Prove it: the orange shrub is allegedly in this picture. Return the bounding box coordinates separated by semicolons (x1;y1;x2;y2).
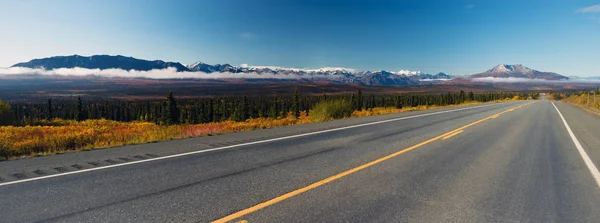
0;111;312;159
0;101;488;160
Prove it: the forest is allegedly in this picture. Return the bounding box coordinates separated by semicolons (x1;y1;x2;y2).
3;90;532;126
0;90;538;159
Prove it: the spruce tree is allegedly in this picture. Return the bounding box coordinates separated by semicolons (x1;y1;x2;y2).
292;89;300;118
0;100;15;126
350;93;356;111
162;91;179;124
396;96;403;109
270;98;279;118
357;90;363;111
243;96;249;120
208;99;214;122
75;96;84;121
47;98;53;120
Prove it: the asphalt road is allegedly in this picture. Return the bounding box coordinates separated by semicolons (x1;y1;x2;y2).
1;100;599;223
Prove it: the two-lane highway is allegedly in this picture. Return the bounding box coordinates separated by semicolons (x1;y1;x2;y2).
1;100;599;223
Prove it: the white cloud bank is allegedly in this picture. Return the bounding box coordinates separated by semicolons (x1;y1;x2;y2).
0;67;310;79
577;5;600;13
0;67;355;80
2;67;598;84
471;77;600;83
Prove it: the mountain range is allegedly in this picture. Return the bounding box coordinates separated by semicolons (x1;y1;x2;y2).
9;55;569;86
12;55;190;72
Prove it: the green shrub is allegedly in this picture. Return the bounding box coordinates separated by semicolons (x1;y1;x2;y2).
310;99;353;122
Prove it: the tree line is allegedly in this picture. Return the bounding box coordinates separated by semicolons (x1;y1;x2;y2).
3;90;532;126
550;87;599;100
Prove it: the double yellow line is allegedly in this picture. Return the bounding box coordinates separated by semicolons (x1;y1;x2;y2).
213;102;534;223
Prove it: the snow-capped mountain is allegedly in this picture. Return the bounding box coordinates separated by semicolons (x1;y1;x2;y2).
411;72;453;82
393;70;422;76
10;55;454;86
470;64;567;80
359;70;418;86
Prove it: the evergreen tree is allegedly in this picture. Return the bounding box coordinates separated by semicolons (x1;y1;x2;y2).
395;96;403;109
292;89;300;118
270;98;279;118
357;90;363;111
205;99;212;122
47;98;53;120
350;93;356;111
75;96;84;121
0;100;15;126
370;95;376;110
243;96;249;120
162;91;179;124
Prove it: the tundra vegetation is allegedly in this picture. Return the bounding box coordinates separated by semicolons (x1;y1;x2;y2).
552;88;600;113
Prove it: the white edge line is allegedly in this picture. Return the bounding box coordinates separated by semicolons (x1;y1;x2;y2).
0;102;507;187
551;101;600;189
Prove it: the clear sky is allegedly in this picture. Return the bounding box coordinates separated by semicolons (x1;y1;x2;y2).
1;0;599;76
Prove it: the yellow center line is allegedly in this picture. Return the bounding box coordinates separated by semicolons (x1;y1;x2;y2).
442;130;464;140
235;220;248;223
212;101;535;223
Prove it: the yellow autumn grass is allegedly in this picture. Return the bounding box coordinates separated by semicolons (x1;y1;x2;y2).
351;101;489;117
0;101;500;160
560;93;600;114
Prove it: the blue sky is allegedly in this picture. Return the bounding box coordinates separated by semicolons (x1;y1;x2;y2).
1;0;599;76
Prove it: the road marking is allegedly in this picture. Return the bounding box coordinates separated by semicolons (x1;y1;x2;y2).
442;130;464;140
490;114;500;119
551;102;600;189
0;103;510;187
212;102;533;223
235;220;248;223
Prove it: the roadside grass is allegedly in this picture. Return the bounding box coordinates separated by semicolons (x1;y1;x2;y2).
0;100;508;160
559;94;600;116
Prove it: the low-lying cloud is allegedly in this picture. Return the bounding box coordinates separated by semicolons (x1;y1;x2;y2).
2;67;599;84
419;78;451;82
0;67;343;80
471;77;600;83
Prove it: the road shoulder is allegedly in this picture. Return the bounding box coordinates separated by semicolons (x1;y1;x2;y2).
554;101;600;181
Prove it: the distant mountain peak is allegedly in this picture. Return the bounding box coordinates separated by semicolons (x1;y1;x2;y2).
474;64;567;80
393;70;421;76
489;64;528;73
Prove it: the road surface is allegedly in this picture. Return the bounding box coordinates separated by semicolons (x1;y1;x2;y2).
1;100;599;223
